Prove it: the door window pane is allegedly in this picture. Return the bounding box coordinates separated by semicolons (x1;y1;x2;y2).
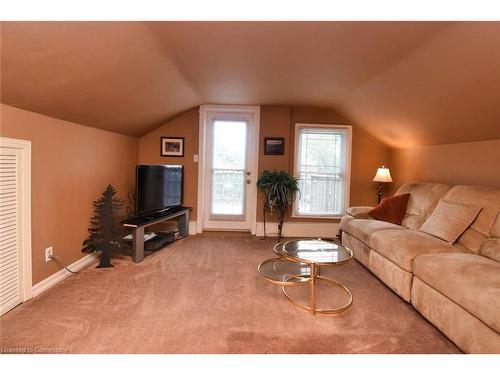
211;121;247;215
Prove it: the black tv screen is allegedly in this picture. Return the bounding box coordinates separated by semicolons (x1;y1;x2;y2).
136;165;183;216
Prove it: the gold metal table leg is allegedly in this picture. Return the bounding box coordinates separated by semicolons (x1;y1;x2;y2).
281;272;353;315
310;263;316;315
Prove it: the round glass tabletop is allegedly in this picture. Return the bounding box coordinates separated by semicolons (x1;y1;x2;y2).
282;238;353;265
257;258;310;285
273;242;285;256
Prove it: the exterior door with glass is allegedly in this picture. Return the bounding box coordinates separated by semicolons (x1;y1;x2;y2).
202;111;257;231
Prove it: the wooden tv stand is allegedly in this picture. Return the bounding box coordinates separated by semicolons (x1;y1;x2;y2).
122;206;191;263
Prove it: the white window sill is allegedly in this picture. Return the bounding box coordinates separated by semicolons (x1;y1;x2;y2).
291;214;344;220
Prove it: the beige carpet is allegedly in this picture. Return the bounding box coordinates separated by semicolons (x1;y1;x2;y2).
0;233;461;354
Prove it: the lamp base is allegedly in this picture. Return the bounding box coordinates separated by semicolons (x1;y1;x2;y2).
377;183;383;204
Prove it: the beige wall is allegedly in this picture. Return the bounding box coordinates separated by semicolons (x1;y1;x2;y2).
4;98;496;285
257;106;293;221
139;105;391;224
259;106;391;221
0;104;138;284
390;139;500;190
138;108;199;217
292;106;391;207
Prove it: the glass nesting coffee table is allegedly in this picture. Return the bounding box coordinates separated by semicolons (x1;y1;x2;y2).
258;238;353;315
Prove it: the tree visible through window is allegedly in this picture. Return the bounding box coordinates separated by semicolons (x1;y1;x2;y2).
294;125;351;217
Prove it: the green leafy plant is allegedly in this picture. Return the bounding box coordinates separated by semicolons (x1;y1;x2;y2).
257;170;300;241
82;185;127;268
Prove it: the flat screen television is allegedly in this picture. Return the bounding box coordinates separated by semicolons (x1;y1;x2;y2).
135;165;183;216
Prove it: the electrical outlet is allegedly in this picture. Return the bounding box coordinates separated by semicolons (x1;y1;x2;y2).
45;247;53;262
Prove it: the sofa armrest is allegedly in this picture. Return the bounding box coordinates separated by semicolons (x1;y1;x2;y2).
346;206;374;219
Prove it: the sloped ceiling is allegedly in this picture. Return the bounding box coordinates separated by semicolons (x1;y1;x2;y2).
1;21;500;147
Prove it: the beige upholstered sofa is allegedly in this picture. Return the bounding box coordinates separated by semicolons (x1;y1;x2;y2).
340;182;500;353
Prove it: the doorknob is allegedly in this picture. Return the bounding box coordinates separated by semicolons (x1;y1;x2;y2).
246;179;251;184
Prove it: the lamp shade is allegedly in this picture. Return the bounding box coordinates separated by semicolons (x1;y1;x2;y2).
373;166;393;183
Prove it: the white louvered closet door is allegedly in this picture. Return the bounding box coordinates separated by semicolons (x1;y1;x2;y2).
0;147;23;315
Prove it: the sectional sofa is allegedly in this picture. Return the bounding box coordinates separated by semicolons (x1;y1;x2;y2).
340;182;500;353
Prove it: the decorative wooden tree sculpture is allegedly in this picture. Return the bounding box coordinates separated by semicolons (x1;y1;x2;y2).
82;185;125;268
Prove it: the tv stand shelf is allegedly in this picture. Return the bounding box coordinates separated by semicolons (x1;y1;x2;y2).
122;206;191;263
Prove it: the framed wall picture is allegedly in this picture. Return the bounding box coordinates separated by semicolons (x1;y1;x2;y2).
264;137;285;155
161;137;185;157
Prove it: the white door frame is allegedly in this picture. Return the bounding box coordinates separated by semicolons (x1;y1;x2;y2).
0;137;32;304
197;105;260;234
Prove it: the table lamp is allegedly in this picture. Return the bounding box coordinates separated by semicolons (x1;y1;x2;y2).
373;166;393;204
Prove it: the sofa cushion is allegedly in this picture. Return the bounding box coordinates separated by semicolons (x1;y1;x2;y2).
368;193;410;225
345;206;373;219
419;200;481;244
342;232;371;268
370;250;413;302
370;229;466;272
340;216;403;246
480;239;500;263
457;228;489;254
395;182;451;230
411;277;500;353
442;185;500;253
443;185;500;236
491;212;500;238
413;252;500;333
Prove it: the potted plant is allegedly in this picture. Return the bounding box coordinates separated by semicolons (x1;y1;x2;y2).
257;170;300;241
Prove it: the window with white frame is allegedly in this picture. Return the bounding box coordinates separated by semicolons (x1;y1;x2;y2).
293;124;351;218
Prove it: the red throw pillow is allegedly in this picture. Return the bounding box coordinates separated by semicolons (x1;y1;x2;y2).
368;193;410;225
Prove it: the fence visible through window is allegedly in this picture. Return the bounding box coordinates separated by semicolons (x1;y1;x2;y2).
297;171;344;215
295;126;349;216
211;168;245;215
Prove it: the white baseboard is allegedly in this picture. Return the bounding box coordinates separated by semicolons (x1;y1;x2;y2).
31;253;99;298
255;221;340;238
188;221;197;235
192;219;339;238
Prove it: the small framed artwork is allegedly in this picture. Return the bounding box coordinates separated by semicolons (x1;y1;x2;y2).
264;137;285;155
161;137;185;157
